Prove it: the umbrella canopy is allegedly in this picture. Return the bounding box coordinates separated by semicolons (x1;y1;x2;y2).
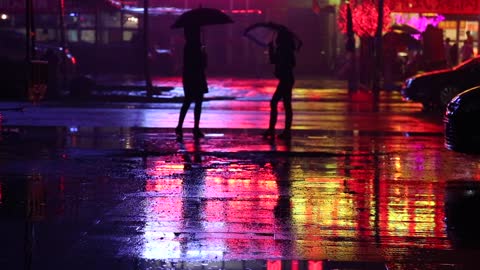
383;31;421;51
243;22;302;51
171;7;234;29
390;24;421;35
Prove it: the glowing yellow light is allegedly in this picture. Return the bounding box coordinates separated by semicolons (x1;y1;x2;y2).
127;16;138;23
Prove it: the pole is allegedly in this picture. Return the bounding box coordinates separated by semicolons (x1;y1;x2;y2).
58;0;67;87
25;0;33;98
144;0;153;97
373;0;384;109
25;0;32;62
30;0;36;59
345;2;357;92
94;0;101;79
227;0;233;73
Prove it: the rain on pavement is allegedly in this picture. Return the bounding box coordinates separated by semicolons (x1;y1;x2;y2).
0;77;479;270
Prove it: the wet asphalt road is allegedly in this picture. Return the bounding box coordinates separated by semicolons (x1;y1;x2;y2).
0;77;479;270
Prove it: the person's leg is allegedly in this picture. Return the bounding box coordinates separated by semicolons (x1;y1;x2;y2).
279;76;294;139
283;95;292;130
176;99;191;135
264;85;282;137
193;97;204;138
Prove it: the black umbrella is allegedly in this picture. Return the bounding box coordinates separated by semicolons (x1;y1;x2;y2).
171;7;234;29
383;30;420;50
390;24;421;35
243;22;302;51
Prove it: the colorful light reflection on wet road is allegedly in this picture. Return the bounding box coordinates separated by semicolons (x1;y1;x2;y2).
0;78;478;269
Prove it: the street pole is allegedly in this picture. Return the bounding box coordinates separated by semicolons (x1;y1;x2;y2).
227;0;233;73
25;0;32;62
373;0;384;110
30;0;36;59
58;0;67;87
25;0;34;98
143;0;153;98
345;2;357;92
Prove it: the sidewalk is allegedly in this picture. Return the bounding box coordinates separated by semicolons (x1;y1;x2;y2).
69;74;351;103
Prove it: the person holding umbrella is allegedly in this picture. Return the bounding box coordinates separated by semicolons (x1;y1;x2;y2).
175;26;208;139
172;7;233;139
263;28;297;139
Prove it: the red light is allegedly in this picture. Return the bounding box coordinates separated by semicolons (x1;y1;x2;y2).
71;56;77;65
267;260;282;270
230;9;263;14
308;261;324;270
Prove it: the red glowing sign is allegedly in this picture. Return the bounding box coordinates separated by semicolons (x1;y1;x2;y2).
387;0;480;15
338;1;392;37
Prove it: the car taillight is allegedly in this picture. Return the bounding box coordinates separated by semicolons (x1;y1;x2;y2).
70;56;77;65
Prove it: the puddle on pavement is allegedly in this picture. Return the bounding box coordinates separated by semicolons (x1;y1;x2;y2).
1;126;480;269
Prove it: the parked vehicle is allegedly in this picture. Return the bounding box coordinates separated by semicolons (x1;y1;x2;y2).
444;85;480;152
401;56;480;110
69;42;174;76
0;29;78;99
445;180;480;248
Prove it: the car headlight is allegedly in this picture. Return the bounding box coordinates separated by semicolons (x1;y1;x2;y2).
404;78;413;89
446;96;461;113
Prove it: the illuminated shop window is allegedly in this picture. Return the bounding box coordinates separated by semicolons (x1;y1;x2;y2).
439;20;458;42
123;30;135;42
80;30;95;43
67;29;78;42
123;15;139;28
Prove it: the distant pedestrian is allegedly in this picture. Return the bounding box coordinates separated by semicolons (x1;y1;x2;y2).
263;29;297;140
461;39;474;62
444;37;452;67
450;42;459;66
175;26;208;139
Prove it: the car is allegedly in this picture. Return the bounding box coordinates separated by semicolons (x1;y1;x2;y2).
401;56;480;111
444;85;480;152
444;180;480;248
0;29;78;99
68;42;174;76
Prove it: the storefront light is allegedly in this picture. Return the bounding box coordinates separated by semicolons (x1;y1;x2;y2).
127;16;138;23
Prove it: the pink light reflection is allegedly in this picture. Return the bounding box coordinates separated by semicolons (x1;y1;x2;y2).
393;13;445;33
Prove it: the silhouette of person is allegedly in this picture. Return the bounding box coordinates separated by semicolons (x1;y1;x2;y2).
450;42;459;66
444;37;452;67
175;26;208;139
263;29;296;140
461;38;474;62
